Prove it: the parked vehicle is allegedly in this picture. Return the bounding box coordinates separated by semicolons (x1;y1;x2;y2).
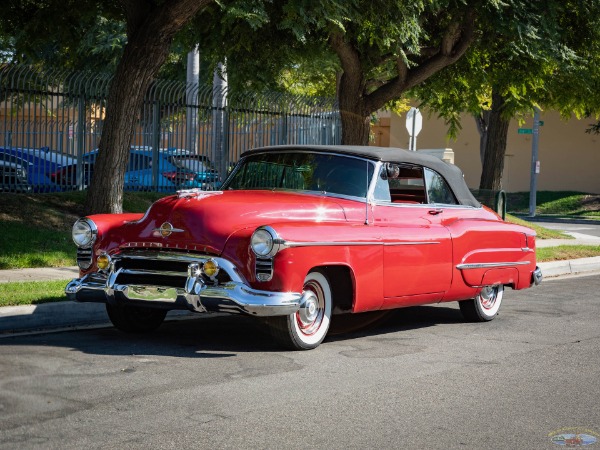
0;147;72;192
65;145;542;350
51;148;220;191
0;157;32;192
164;152;221;189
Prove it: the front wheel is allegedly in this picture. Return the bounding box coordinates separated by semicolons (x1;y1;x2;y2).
106;303;167;332
459;284;504;322
268;271;332;350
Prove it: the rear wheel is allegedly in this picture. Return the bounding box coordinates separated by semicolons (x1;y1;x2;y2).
459;284;504;322
106;304;167;332
268;271;332;350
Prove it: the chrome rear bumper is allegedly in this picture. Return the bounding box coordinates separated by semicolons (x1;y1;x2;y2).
531;266;543;286
65;273;302;317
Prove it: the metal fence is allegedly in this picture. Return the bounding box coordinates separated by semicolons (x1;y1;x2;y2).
0;64;340;193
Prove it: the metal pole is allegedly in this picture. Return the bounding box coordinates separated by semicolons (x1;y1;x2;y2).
411;114;417;151
528;107;541;217
186;47;200;154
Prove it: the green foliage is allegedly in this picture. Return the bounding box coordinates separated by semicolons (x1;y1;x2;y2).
0;0;123;70
415;0;600;137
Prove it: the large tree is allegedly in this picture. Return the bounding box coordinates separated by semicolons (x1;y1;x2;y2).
415;0;600;190
1;0;214;214
197;0;480;145
197;0;578;150
85;0;213;214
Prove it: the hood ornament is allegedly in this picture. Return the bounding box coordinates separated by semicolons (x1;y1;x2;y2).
154;222;184;238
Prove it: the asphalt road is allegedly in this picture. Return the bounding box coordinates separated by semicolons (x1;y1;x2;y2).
1;273;599;449
534;219;600;239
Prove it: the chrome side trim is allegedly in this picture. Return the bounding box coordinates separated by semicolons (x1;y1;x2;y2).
383;241;440;246
282;240;440;248
457;261;531;270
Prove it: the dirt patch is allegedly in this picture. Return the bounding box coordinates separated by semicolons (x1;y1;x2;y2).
0;193;84;230
580;194;600;212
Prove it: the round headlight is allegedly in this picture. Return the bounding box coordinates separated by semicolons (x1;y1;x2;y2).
72;218;97;248
251;226;283;257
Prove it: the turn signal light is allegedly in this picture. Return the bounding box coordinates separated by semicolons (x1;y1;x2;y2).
96;253;111;271
202;259;219;278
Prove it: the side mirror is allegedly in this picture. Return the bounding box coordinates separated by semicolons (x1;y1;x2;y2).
385;163;400;179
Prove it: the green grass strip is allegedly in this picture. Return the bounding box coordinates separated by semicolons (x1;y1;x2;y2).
0;280;70;307
0;222;75;270
536;245;600;262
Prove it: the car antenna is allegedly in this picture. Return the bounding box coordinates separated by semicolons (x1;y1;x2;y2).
364;160;370;225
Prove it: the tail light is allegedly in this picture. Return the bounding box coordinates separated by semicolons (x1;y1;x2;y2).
163;171;195;182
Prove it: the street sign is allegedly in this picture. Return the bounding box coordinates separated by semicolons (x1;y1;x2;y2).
406;107;423;136
518;128;533;134
406;107;422;151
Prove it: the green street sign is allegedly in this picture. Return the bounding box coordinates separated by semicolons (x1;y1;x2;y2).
518;128;533;134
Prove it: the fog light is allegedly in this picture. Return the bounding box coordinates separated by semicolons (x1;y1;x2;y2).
202;259;219;278
96;253;111;271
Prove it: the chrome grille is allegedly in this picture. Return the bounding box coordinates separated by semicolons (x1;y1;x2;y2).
77;247;93;270
255;257;274;282
112;251;231;288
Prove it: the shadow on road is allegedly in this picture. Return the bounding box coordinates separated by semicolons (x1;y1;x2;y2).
0;304;465;356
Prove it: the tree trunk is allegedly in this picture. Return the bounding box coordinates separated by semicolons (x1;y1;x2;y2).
84;0;212;215
474;110;490;166
479;89;510;190
338;78;370;145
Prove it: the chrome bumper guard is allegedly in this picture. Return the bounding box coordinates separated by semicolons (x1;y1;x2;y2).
531;266;543;286
65;258;302;317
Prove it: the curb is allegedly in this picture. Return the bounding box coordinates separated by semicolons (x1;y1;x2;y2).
513;215;600;226
1;258;600;336
537;256;600;278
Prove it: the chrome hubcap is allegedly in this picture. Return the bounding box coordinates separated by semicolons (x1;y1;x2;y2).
297;281;324;335
479;286;498;310
299;292;319;324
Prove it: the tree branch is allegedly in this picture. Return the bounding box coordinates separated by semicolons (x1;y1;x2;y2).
364;9;477;113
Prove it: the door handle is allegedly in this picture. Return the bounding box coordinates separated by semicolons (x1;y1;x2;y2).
428;208;443;215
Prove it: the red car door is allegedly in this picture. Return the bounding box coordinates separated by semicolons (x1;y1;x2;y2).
371;164;454;304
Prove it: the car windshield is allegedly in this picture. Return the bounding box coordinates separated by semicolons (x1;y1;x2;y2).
169;156;209;172
223;152;375;198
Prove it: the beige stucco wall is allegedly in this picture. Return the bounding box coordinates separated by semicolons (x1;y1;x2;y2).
387;110;600;193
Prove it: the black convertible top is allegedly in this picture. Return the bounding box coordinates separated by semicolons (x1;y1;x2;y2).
243;145;480;208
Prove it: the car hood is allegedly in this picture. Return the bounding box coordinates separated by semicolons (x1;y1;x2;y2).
118;190;355;255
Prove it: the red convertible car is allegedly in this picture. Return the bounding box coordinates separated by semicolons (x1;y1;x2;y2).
66;145;542;349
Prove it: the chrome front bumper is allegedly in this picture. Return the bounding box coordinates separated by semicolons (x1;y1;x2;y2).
65;272;302;317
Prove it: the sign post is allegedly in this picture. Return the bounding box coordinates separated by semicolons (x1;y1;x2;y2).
406;107;422;151
528;107;541;217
